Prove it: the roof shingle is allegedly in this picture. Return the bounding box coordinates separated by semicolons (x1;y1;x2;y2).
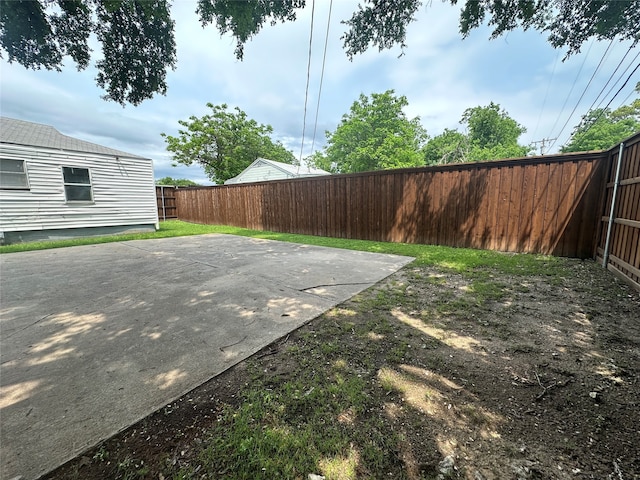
0;117;147;159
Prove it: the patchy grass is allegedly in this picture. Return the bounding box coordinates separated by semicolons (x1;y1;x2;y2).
44;250;640;479
28;220;636;479
0;220;564;277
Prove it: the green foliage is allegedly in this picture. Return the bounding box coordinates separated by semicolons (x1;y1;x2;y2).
1;220;563;279
162;103;295;184
424;128;468;165
3;1;637;104
341;0;422;58
311;90;428;174
457;0;640;58
562;86;640;152
155;177;200;187
196;0;305;60
0;0;176;105
462;102;526;150
424;103;530;164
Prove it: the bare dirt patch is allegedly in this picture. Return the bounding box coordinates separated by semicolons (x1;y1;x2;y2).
45;258;640;479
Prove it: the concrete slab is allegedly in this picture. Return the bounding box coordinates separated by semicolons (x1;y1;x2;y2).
0;234;413;479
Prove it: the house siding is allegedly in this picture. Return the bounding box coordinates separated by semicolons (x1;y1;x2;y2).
233;162;295;184
0;144;158;235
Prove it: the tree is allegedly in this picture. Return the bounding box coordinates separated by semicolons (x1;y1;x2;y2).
0;0;176;105
156;177;200;187
162;103;295;184
424;103;530;164
203;0;640;60
310;90;428;174
462;102;531;161
562;85;640;152
3;0;637;105
423;128;469;165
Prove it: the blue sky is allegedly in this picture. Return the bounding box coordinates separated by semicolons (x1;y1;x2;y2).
1;1;638;184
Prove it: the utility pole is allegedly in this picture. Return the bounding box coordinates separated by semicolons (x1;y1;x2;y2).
531;138;557;156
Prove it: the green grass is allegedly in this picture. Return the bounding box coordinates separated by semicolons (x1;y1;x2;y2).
1;220;563;278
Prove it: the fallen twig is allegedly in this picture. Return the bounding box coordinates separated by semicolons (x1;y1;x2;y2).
534;371;573;401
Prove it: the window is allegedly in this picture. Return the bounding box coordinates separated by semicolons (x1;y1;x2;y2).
0;158;29;189
62;166;93;202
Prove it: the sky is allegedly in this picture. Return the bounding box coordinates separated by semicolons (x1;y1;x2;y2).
1;1;638;185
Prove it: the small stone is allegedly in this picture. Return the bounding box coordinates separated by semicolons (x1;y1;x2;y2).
589;391;598;399
437;455;455;479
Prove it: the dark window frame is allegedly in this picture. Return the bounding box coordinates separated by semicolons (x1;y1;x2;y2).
0;158;30;190
62;166;94;203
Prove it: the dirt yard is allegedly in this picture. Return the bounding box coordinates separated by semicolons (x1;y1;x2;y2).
46;256;640;479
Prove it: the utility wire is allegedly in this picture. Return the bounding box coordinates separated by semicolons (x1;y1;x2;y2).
310;0;333;156
532;49;560;139
594;49;640;111
547;38;595;141
582;44;635;116
548;39;613;152
298;0;316;168
616;85;637;110
559;61;640;150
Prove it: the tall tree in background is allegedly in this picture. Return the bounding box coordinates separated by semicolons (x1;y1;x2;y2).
311;90;428;174
2;0;637;105
562;84;640;152
156;177;201;187
425;103;531;164
162;103;295;184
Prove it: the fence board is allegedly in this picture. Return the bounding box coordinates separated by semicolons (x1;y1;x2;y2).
156;186;177;220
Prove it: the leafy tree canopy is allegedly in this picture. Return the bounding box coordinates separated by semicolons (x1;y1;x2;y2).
0;0;176;105
425;103;531;164
156;177;200;187
3;0;638;104
162;103;295;184
561;84;640;152
310;90;428;174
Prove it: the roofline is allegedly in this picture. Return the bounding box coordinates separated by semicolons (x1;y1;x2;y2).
0;139;151;161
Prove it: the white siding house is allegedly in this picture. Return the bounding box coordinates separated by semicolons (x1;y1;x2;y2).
224;158;330;184
0;117;158;244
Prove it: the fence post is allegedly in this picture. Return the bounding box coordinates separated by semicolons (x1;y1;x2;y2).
602;142;625;268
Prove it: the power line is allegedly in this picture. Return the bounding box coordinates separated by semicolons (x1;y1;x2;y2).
594;62;640;115
547;38;595;141
310;0;333;155
615;85;637;110
298;0;316;167
583;44;635;116
532;50;560;139
547;39;614;152
559;61;640;150
594;49;640;111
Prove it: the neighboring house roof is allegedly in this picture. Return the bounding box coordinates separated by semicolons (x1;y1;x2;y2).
225;158;330;185
0;117;147;159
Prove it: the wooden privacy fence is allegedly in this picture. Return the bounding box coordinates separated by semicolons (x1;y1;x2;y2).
156;185;177;220
595;134;640;290
165;132;639;289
